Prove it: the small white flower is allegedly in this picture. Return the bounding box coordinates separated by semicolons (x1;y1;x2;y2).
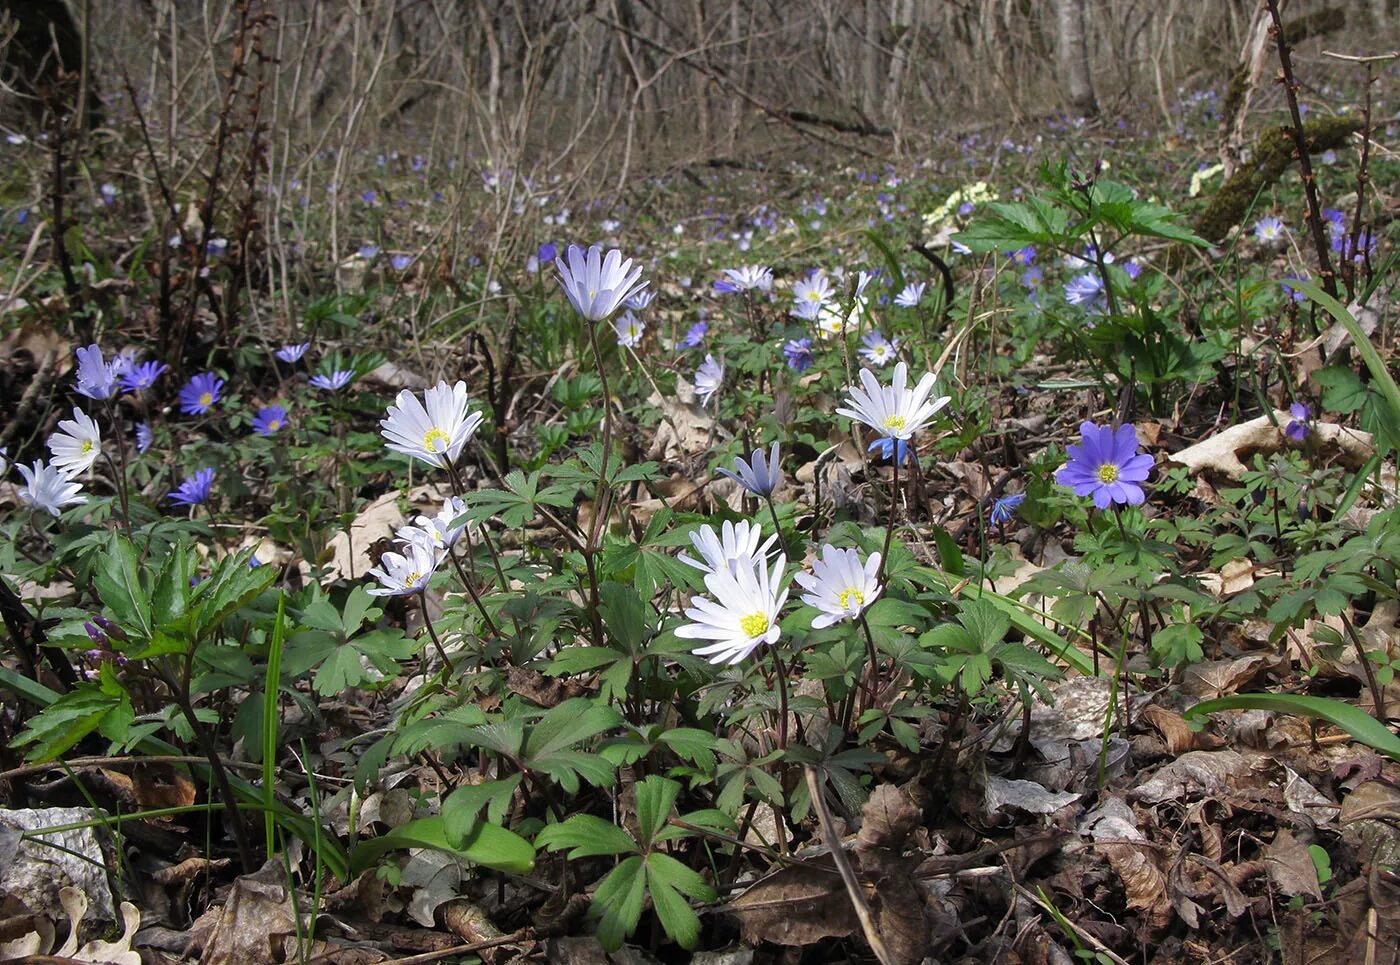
795;545;882;628
380;380;485;469
555;244;647;321
397;496;470;561
366;539;439;597
894;282;925;308
836;361;949;440
675;554;788;665
47;407;102;476
791;272;833;311
858;332;899;367
679;519;778;578
16;459;86;516
624;290;655;312
615;311;646;348
723;265;773;292
694;354;724;408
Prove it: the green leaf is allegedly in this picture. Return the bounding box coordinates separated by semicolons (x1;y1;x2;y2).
525;699;624;758
646;853;712;949
1184;693;1400;761
592;855;647;952
94;535;151;638
600;582;647;654
12;683;130;762
536;814;637;858
442;775;522;843
633;776;681;847
349;815;534;875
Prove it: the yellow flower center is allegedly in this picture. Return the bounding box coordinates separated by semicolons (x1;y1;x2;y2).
267;420;282;431
198;391;213;407
423;427;450;452
404;571;421;587
838;588;865;610
882;415;906;431
739;612;769;638
80;440;94;454
1097;463;1119;484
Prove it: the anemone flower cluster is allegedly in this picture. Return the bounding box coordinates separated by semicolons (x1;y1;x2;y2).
673;520;884;665
369;496;471;597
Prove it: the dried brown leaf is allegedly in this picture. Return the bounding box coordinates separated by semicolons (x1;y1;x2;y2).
1264;830;1323;899
1140;704;1222;755
726;860;856;946
199;861;301;965
855;784;922;852
1129;750;1254;804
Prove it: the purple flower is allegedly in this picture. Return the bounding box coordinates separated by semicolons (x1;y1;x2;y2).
135;423;152;454
868;436;914;465
1064;272;1107;314
1055;422;1153;509
784;337;814;372
99;183;118;205
360;190;378;204
990;492;1026;526
178;373;224;415
537;242;558;264
169;468;215;507
390;253;413;271
74;345;117;400
1012;246;1036;265
120;360;167;393
1020;267;1044;290
1122;261;1142;280
357;244;379;259
718;442;782;496
276;342;310;363
310;370;355;391
1281;272;1309;303
252;405;288;436
1285;402;1310;441
679;321;707;349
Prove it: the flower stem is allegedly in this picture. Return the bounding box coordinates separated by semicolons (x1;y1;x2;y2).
769;646;790;751
878;443;899;583
418;590;454;671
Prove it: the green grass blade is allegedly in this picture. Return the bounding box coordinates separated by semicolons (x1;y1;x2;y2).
263;592;287;857
1184;693;1400;761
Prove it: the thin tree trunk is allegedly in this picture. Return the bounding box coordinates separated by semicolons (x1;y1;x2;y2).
1055;0;1098;116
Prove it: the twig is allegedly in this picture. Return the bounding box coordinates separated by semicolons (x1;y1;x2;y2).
1265;0;1337;300
803;766;895;965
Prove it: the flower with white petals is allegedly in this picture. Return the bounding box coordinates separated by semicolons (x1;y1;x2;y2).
74;345;117;400
795;545;882;628
47;407;102;476
615;311;646;348
718;442;782;496
836;361;949;441
858;331;899;367
791;273;833;315
397;496;470;560
675;554;788;665
17;460;86;516
722;265;773;292
679;519;778;578
554;244;647;321
366;539;440;597
894;282;925;308
380;380;485;469
694;354;724;408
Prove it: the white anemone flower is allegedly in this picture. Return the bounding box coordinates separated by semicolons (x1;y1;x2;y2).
16;459;86;516
555;244;647;321
47;407;102;476
675;554;788;665
380;380;485;469
723;265;773;292
836;361;949;441
615;311;646;348
679;519;778;578
794;545;882;628
791;273;833;313
694;354;724;408
397;496;469;560
367;539;439;597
